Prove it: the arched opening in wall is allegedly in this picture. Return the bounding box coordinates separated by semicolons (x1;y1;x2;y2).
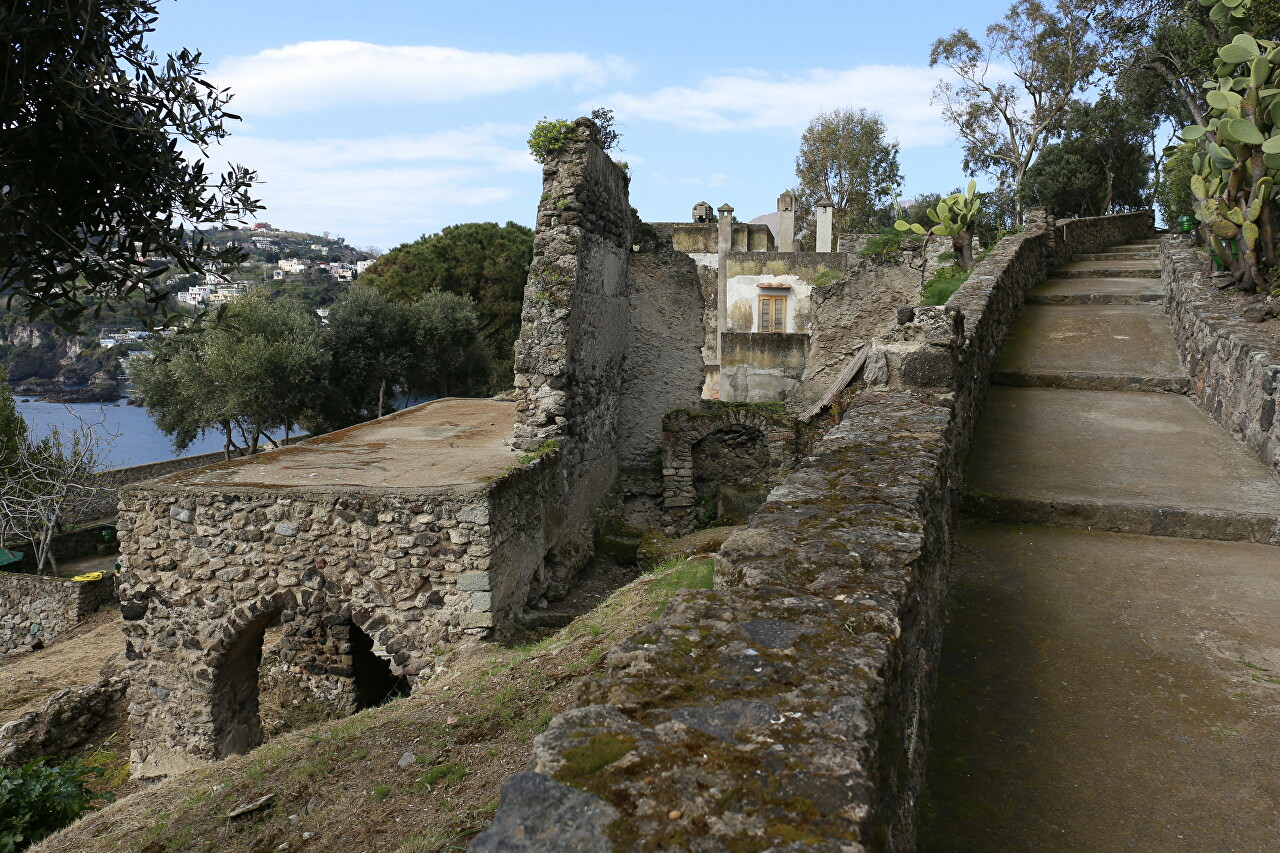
212;608;283;760
691;424;772;528
350;622;410;709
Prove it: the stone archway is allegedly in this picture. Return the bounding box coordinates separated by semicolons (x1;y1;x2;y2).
691;424;772;527
212;606;284;758
661;405;798;534
206;590;298;759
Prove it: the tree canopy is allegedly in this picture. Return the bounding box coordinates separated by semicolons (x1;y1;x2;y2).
931;0;1101;223
793;109;903;237
1019;94;1154;217
358;221;533;383
130;293;325;457
0;0;259;329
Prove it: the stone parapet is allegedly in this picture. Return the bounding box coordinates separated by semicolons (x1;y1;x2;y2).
1162;237;1280;478
474;210;1151;848
1048;209;1155;266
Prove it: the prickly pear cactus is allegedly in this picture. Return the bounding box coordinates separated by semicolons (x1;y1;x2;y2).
1180;0;1279;290
894;180;981;270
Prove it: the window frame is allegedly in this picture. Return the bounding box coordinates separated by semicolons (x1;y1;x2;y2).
758;294;787;333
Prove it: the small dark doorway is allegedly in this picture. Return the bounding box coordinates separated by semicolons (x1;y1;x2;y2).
212;609;282;758
350;622;410;709
691;424;772;526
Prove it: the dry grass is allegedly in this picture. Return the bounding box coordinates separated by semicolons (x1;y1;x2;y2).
34;557;714;853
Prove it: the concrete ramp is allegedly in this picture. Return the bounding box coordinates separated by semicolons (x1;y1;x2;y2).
925;238;1280;851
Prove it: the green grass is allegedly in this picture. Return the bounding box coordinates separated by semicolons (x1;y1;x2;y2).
647;558;715;615
922;264;969;306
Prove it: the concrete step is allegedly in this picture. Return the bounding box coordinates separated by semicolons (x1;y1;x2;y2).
924;520;1280;852
992;304;1187;391
1053;260;1160;279
963;387;1280;544
1028;277;1163;305
1072;251;1156;262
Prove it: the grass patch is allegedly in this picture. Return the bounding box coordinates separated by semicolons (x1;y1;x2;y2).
647;557;715;614
922;263;969;306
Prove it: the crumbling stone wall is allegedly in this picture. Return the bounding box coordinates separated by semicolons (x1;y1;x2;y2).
1163;236;1280;477
0;675;127;766
617;243;706;467
797;259;931;412
0;571;116;654
117;459;559;778
472;211;1155;851
511;119;637;582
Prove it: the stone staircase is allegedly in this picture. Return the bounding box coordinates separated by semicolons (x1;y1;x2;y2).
922;237;1280;852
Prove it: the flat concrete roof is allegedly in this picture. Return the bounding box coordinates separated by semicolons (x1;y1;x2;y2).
161;398;523;491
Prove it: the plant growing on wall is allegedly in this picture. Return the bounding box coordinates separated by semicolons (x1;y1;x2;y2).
1180;0;1280;293
527;109;621;162
894;181;983;270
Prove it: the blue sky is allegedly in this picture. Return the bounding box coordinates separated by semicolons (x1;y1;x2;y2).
150;0;1015;251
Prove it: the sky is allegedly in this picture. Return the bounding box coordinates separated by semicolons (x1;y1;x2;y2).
148;0;1016;252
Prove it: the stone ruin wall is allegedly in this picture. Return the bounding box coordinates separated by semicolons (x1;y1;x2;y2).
117;121;710;778
0;571;116;654
1162;236;1280;479
117;480;505;777
472;210;1156;852
116;445;579;778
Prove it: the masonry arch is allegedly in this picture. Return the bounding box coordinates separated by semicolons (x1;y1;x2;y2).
209;591;296;759
661;405;798;533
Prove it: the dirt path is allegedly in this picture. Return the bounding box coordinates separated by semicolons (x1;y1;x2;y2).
0;610;124;724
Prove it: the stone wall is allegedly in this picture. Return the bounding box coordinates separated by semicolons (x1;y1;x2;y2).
1049;210;1155;266
664;222;775;254
0;676;127;766
512;118;635;578
617;244;707;467
472;211;1155;851
0;571;116;654
797;258;930;413
719;332;808;403
1162;237;1280;478
116;459;558;778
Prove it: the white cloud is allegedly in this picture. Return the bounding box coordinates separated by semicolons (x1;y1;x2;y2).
213;41;633;116
201;125;540;249
605;66;952;146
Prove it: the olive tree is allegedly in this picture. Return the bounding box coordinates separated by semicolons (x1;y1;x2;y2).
131;292;325;457
0;0;259;329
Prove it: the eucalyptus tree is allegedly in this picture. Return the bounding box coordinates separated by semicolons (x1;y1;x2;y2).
793;109;903;237
930;0;1101;224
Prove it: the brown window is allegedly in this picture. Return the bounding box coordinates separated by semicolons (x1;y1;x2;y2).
758;295;786;333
